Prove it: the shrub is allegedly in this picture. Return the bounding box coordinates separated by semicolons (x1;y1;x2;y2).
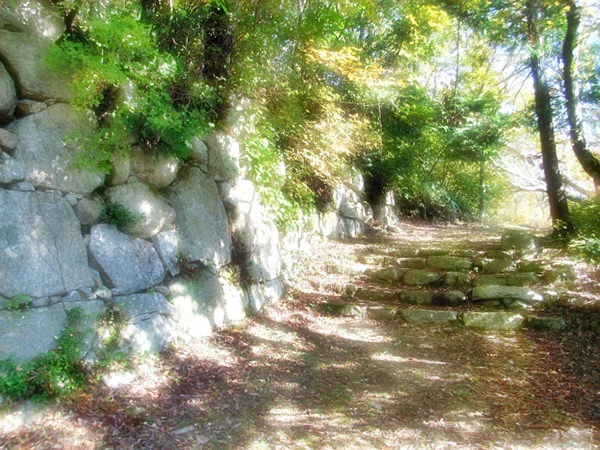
100;202;140;232
569;196;600;263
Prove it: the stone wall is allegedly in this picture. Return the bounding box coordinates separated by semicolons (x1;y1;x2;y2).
0;0;392;364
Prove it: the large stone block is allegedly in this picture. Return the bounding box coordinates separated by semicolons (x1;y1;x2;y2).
0;62;17;121
113;293;175;354
89;224;165;295
0;300;105;364
0;189;93;298
222;179;281;281
129;147;179;188
471;285;543;303
400;309;458;325
463;311;525;330
169;270;246;340
203;132;240;181
0;1;71;101
427;255;472;271
107;182;175;238
245;279;285;314
168;167;231;267
10;104;104;193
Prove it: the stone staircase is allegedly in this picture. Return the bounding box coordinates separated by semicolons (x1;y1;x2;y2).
318;229;570;332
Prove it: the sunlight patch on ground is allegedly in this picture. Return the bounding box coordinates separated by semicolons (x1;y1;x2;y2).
371;351;447;366
316;321;394;344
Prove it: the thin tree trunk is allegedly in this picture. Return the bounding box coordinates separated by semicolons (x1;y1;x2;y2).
562;0;600;186
526;0;572;231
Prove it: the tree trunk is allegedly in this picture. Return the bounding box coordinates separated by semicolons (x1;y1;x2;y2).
562;0;600;186
526;0;572;231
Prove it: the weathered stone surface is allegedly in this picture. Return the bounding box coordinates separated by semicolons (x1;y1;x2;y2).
403;270;443;286
0;62;16;121
130;147;179;188
168;167;231;267
367;267;404;283
107;153;131;186
0;0;66;42
473;274;507;287
169;270;246;339
0;153;25;184
319;303;365;318
0;300;105;364
16;99;47;116
526;316;566;331
432;290;466;306
222;179;281;281
89;224;165;295
501;229;536;252
401;309;458;325
152;231;180;276
367;306;397;321
345;283;358;297
390;248;420;258
395;258;427;269
401;290;433;305
427;255;472;271
107;182;175;238
505;272;540;287
113;293;175;354
482;259;515;274
186;136;208;171
0;128;18;151
443;271;471;290
0;190;93;298
463;311;525;330
472;285;543;303
10;104;104;193
73;197;104;226
246;279;284;314
203;132;240;180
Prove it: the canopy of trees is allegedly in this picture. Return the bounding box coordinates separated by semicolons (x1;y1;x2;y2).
49;0;600;231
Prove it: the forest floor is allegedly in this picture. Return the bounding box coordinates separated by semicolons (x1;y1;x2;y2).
2;221;600;449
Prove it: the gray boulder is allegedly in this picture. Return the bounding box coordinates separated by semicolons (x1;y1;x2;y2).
187;136;208;171
10;104;104;193
0;300;105;364
443;271;471;290
463;311;525;330
0;0;71;101
481;259;515;274
0;62;16;120
107;182;175;238
168;167;231;267
73;197;104;226
169;269;246;339
0;189;93;298
0;127;18;151
89;224;165;295
432;290;466;306
113;293;175;354
107;153;131;186
203;132;240;180
130;147;179;188
526;316;566;331
395;258;427;269
152;230;180;276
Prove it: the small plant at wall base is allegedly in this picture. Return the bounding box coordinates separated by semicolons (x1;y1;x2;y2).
4;294;32;311
0;308;89;401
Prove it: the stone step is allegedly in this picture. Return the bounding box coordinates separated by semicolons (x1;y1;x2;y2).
401;290;466;306
403;270;444;286
473;272;540;287
471;285;544;304
400;308;459;325
427;255;472;271
318;303;365;318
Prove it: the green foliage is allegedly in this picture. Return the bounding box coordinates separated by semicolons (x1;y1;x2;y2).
100;202;140;232
0;308;89;400
4;294;32;312
569;197;600;263
46;0;217;171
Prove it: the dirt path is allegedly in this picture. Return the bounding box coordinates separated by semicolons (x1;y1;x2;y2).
2;222;600;449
